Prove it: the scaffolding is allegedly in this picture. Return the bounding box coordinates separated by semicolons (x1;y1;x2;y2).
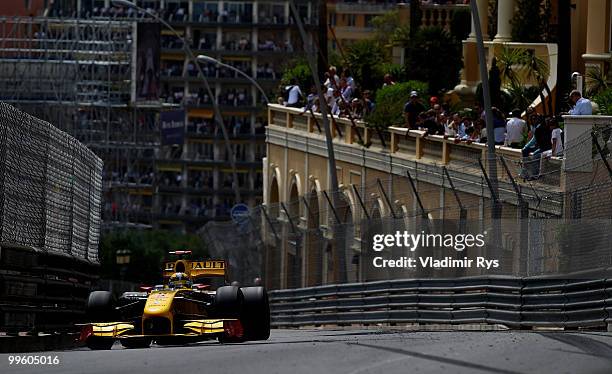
0;16;162;229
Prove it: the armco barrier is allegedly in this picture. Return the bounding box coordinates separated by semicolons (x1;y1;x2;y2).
268;273;612;329
0;244;98;334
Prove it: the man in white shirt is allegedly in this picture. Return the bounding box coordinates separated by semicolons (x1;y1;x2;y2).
285;78;302;108
505;109;527;149
568;90;593;115
538;118;563;179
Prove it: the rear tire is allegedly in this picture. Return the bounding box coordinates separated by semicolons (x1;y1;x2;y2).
120;338;151;349
86;291;116;322
86;336;114;350
240;286;270;341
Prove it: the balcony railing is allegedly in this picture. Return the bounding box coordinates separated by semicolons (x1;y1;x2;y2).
266;104;590;198
420;3;469;31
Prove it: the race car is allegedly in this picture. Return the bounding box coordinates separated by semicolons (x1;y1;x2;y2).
79;251;270;349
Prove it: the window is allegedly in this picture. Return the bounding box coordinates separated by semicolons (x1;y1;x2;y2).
223;2;253;23
348;14;356;27
329;12;336;26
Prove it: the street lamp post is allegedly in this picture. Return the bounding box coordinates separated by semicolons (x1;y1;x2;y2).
288;1;344;283
112;0;242;203
197;55;270;104
470;1;501;263
116;249;132;292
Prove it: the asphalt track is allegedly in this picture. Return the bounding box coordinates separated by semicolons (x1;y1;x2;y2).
2;329;612;374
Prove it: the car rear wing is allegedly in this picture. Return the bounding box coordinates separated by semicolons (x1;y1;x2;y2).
163;259;226;279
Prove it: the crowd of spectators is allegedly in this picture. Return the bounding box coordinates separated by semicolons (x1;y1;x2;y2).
219;88;250;106
283;64;593;181
257;39;293;52
281;66;375;121
77;3;293;25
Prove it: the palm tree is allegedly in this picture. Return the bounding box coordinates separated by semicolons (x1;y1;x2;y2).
585;65;608;98
520;50;552;115
495;47;551;115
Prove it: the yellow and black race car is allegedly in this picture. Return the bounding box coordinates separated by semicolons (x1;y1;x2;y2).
79;251;270;349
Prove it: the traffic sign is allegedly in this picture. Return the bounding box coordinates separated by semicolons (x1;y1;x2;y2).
230;203;250;225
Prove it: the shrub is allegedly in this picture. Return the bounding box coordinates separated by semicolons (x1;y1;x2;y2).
364;81;428;130
593;87;612;115
380;63;407;82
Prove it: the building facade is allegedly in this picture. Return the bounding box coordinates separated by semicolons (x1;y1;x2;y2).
458;0;612;108
0;0;317;233
262;105;611;289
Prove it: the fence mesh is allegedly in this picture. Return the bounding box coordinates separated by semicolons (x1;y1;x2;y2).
199;122;612;289
0;102;103;263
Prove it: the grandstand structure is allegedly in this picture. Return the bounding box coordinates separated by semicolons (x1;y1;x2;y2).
0;15;162;230
0;0;318;233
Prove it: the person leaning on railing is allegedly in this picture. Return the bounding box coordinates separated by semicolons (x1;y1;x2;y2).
567;90;593;115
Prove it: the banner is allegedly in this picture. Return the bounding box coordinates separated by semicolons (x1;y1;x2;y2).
135;23;161;102
161;110;185;145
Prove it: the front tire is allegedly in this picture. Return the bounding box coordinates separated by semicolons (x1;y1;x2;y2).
87;291;116;322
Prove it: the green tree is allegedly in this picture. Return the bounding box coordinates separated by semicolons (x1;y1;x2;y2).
344;39;387;92
364;81;428;131
495;47;551;114
280;58;314;96
450;7;471;42
511;0;552;43
404;27;463;95
98;229;208;284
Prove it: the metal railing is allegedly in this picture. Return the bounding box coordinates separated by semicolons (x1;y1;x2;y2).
269;272;612;329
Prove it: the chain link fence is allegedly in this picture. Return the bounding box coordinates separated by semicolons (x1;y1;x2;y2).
0;102;103;263
200;123;612;289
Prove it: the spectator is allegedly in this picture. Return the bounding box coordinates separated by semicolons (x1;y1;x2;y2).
383;74;396;88
536;118;564;178
342;68;356;90
324;67;339;90
492;107;507;146
505;109;527;149
362;90;375;115
284;78;302;108
339;78;353;102
522;114;547;157
568;90;593;115
403;91;426;129
521;117;552;180
350;98;364;119
303;86;318;113
463;124;480;144
445;113;464;138
430;96;439;108
420;110;444;136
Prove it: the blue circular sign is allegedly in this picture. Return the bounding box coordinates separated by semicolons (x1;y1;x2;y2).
230;203;250;225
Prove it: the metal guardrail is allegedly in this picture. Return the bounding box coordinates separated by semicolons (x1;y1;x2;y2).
269;273;612;329
0;244;98;334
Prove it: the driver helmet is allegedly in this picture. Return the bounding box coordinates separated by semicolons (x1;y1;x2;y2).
168;272;192;289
